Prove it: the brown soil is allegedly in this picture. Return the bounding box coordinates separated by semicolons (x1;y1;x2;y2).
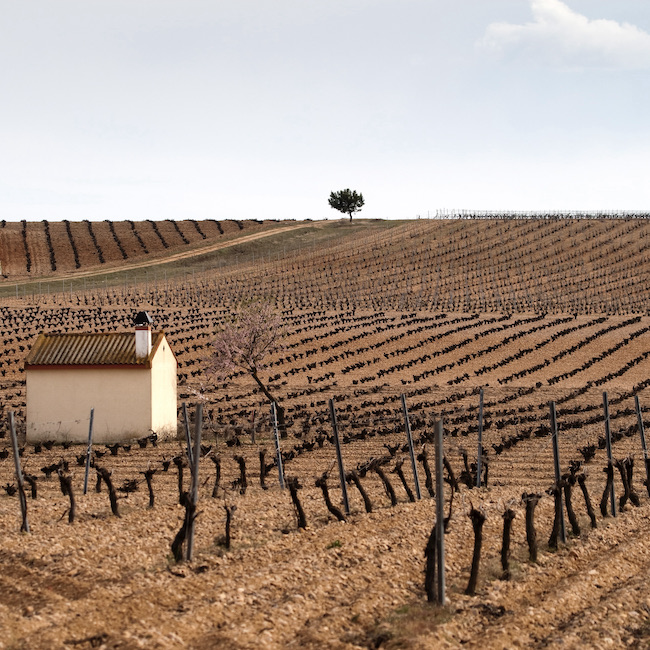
2;218;650;647
1;433;649;649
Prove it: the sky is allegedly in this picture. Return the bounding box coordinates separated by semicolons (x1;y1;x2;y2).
1;0;649;221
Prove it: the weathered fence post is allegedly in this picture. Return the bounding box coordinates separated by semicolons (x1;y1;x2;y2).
9;412;29;533
434;418;446;605
271;402;285;489
329;399;350;515
634;395;650;490
549;401;566;543
602;392;616;517
83;408;95;495
401;394;421;499
476;387;484;488
186;403;202;561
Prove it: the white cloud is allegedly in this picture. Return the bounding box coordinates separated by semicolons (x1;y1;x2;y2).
478;0;650;69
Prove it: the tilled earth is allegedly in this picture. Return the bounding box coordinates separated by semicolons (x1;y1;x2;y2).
1;432;650;650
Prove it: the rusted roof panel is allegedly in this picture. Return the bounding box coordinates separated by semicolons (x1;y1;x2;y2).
25;332;165;367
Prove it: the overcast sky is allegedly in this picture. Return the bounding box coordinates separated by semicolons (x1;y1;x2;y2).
1;0;649;221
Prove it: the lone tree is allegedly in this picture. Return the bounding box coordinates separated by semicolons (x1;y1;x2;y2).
328;188;364;221
206;303;288;435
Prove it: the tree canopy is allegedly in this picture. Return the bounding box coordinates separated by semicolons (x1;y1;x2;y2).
205;302;288;434
328;188;364;221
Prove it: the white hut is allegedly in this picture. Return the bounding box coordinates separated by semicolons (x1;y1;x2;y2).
25;311;178;443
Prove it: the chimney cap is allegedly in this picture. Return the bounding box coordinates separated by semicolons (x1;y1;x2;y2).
134;311;153;327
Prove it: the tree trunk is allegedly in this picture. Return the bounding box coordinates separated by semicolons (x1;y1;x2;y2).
443;456;460;492
625;457;641;507
466;506;486;596
418;449;435;497
523;492;540;562
562;476;580;536
259;449;268;490
287;477;307;529
315;475;346;522
234;455;247;495
501;508;516;579
424;522;437;602
374;465;397;506
600;462;614;517
224;504;236;550
252;372;287;437
577;473;597;528
548;484;562;549
211;455;221;498
143;469;156;508
347;470;373;513
393;459;416;502
615;458;630;510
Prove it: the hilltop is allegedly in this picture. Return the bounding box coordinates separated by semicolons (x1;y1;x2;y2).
1;217;649;314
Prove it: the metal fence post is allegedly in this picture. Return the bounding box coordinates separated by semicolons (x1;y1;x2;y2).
401;394;421;499
329;399;350;515
603;392;616;517
9;412;29;533
186;404;202;561
182;402;194;470
83;408;95;495
271;402;285;489
476;388;484;488
635;395;650;488
434;418;445;605
549;401;566;543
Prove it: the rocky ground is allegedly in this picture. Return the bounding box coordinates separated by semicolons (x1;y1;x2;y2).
1;434;650;650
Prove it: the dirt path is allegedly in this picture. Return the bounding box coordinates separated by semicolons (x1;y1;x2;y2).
0;223;312;287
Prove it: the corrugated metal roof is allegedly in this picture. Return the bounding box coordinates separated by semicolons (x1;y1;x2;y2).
25;331;165;367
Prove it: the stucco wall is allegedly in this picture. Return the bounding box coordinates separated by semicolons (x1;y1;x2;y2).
26;366;153;443
150;337;178;440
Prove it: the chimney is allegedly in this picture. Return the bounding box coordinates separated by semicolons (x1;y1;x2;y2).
134;311;153;359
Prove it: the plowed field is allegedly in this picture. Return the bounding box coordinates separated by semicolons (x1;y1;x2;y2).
1;217;650;648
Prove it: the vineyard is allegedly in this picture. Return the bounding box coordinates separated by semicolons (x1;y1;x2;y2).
0;218;284;280
1;217;650;648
